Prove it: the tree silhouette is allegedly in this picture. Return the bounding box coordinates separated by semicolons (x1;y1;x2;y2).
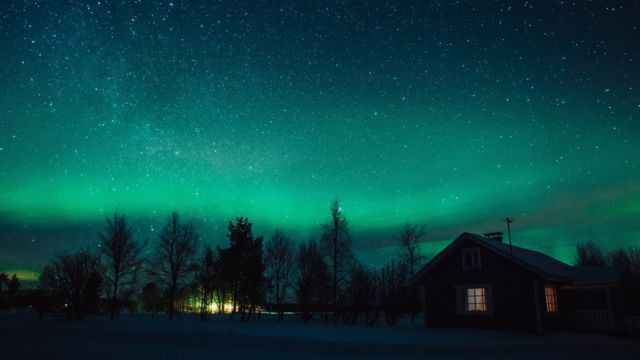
99;211;146;319
213;245;233;314
398;222;426;276
295;240;324;322
196;245;217;320
380;260;409;326
148;211;199;319
343;264;380;326
0;272;16;312
320;199;354;325
0;273;7;289
243;234;266;321
176;283;198;314
575;240;607;266
295;239;328;322
39;249;103;320
141;282;162;317
265;230;295;321
222;217;266;321
398;222;427;322
7;274;21;306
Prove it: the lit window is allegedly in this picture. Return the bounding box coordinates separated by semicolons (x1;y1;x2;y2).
545;286;558;313
465;287;488;312
462;248;481;270
457;284;493;315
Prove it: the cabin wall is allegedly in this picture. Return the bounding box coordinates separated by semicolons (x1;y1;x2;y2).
422;239;544;333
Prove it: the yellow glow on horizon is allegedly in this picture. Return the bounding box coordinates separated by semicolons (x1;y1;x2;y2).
1;270;39;282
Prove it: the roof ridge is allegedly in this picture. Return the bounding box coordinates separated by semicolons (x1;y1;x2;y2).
410;232;622;287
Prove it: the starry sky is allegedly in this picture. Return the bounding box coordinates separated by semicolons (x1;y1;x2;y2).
1;1;639;281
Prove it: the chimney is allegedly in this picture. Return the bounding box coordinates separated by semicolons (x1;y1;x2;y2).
484;232;503;243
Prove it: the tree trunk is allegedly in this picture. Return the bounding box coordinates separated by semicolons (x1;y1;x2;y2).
168;283;176;320
110;278;119;320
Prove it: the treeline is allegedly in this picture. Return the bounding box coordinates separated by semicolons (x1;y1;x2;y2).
28;200;427;325
10;219;640;323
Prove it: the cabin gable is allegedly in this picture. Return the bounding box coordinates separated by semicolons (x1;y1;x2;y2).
420;237;549;332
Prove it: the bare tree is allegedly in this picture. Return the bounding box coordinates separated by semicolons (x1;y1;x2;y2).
398;222;426;276
295;239;328;322
575;240;607;266
148;211;199;319
608;248;640;283
398;222;426;322
99;211;146;319
380;260;409;326
265;230;295;321
320;199;354;325
39;249;103;320
343;263;381;327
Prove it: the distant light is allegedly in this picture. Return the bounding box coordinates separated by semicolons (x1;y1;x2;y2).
208;301;234;313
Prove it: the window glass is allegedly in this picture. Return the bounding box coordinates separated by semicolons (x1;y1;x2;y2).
545;286;558;313
462;248;481;269
465;287;487;312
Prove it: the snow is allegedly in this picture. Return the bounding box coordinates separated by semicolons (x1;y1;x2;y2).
1;314;638;359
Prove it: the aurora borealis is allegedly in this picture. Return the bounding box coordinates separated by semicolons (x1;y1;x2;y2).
1;1;639;279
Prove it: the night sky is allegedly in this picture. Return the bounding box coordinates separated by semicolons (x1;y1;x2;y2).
1;1;639;280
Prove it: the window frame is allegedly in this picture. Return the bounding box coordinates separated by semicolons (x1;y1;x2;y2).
462;247;482;270
456;284;494;316
544;285;559;314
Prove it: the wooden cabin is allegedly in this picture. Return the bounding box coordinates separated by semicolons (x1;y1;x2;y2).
410;232;622;334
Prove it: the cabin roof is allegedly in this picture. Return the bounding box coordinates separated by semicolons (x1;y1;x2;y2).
411;232;622;286
571;266;623;285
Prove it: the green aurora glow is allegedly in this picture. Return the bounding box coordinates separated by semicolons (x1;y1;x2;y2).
1;1;639;276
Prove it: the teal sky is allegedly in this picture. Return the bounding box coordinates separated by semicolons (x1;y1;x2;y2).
1;1;639;279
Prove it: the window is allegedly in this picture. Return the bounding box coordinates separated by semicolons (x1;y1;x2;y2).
465;288;487;312
462;248;481;270
456;284;493;315
545;286;558;313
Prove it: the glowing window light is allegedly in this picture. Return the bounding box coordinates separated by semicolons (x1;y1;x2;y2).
465;287;487;312
545;286;558;313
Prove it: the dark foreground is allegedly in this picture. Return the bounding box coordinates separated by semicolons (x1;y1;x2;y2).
1;314;638;360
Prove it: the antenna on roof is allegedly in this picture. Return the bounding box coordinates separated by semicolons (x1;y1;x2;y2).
503;217;515;256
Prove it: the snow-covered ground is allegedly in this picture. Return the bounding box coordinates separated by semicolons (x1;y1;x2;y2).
1;313;638;359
